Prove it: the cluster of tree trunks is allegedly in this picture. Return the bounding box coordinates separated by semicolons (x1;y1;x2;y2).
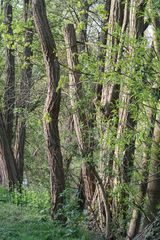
63;0;160;239
1;0;160;239
32;0;159;236
0;0;33;187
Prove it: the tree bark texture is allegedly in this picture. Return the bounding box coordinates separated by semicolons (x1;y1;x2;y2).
143;102;160;227
96;0;111;101
78;0;89;52
0;112;18;187
64;23;95;208
113;0;147;186
64;24;85;153
3;2;15;145
142;6;160;229
99;0;126;184
128;3;160;236
14;0;33;185
32;0;65;218
127;103;154;239
110;0;148;234
101;0;124;116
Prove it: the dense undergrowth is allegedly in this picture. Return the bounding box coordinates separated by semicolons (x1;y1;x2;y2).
0;187;102;240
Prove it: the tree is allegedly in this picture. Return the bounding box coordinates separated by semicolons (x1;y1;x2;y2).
32;0;65;218
0;112;18;187
64;23;96;210
0;1;19;187
142;2;160;228
1;1;160;238
0;0;33;188
3;2;15;145
14;0;33;185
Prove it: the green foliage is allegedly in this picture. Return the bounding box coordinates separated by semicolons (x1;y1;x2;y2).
1;0;160;239
0;186;50;214
43;112;52;123
0;187;97;240
58;188;86;228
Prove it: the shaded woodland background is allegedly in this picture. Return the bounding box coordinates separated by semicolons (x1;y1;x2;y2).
0;0;160;239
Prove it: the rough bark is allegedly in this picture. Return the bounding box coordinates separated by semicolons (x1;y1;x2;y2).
99;0;127;187
142;5;160;228
96;0;111;101
127;104;154;239
32;0;65;218
111;0;147;233
90;165;111;238
3;2;15;145
64;24;85;152
123;1;152;238
142;102;160;227
101;0;124;117
64;24;95;208
113;0;147;187
14;0;33;185
0;112;18;187
129;3;160;235
78;0;89;52
0;1;19;187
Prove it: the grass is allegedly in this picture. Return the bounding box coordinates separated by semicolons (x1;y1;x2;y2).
0;187;100;240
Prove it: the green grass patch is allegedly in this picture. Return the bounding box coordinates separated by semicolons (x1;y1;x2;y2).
0;187;99;240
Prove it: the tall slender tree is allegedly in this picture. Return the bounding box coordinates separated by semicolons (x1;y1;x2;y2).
142;3;160;227
64;23;95;209
3;2;15;145
32;0;65;218
14;0;33;185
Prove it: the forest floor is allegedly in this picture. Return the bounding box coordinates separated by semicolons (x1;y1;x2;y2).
0;202;97;240
0;188;103;240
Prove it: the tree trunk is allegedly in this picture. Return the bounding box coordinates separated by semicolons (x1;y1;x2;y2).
142;5;160;228
96;0;111;101
127;103;154;239
14;0;33;185
143;102;160;226
0;1;19;187
113;0;147;184
64;23;95;208
78;0;89;52
112;0;147;209
100;0;125;158
0;112;18;187
100;0;124;116
3;2;15;145
32;0;65;218
129;3;160;234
